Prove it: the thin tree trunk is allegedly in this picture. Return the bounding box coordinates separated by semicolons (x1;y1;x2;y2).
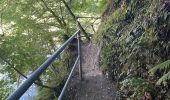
77;16;101;19
61;0;90;41
40;0;66;29
0;13;4;36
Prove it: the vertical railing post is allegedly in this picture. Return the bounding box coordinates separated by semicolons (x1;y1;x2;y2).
77;30;82;80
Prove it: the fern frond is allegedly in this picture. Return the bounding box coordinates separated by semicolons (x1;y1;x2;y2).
156;71;170;85
149;60;170;75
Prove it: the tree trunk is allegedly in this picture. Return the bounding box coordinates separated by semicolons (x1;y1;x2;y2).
61;0;90;41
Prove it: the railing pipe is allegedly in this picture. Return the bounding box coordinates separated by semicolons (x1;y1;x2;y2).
77;31;82;80
58;56;80;100
7;30;80;100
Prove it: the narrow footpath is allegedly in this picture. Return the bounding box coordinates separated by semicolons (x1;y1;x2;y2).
73;41;116;100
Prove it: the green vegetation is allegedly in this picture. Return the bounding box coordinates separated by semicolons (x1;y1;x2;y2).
0;0;105;99
149;60;170;85
0;0;170;99
95;0;170;99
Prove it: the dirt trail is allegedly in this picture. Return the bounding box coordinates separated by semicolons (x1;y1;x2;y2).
74;41;116;100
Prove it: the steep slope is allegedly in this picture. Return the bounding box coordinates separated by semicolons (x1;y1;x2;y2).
95;0;170;99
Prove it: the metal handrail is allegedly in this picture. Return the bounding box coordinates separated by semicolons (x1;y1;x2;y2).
7;29;82;100
58;30;82;100
58;56;79;100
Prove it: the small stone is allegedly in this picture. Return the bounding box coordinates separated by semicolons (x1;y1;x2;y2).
86;94;88;97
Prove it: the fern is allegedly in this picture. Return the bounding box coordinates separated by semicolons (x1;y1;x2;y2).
156;71;170;85
149;60;170;85
149;60;170;75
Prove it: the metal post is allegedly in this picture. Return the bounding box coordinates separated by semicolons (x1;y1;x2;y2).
7;30;80;100
77;30;82;80
58;56;80;100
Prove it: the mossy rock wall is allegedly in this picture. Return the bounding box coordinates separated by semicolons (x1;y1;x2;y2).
95;0;170;99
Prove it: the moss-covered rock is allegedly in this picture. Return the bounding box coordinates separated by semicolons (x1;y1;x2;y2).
95;0;170;99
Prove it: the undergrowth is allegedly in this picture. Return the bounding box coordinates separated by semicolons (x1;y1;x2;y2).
95;0;170;99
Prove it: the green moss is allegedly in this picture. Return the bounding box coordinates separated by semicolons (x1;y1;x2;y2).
100;44;116;72
111;8;126;23
94;8;126;43
98;0;107;8
36;88;57;100
96;0;170;99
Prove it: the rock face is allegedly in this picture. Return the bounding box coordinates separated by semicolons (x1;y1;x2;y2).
95;0;170;99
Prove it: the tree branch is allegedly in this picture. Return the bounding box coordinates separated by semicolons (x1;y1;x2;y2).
0;54;55;89
77;16;101;19
91;24;96;33
40;0;65;28
59;2;67;26
0;13;4;36
61;0;90;41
